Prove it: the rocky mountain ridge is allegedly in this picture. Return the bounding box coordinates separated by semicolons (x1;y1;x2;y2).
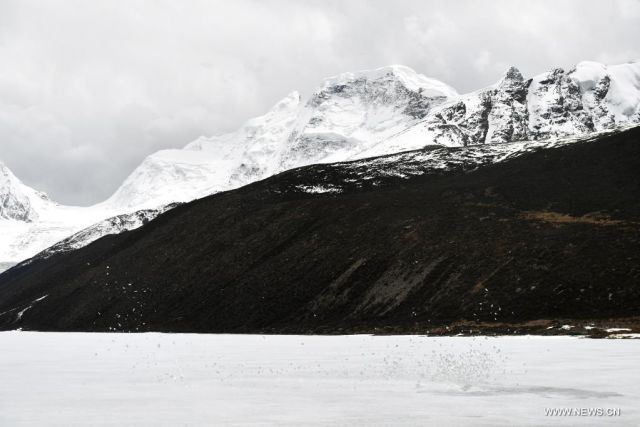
1;60;639;270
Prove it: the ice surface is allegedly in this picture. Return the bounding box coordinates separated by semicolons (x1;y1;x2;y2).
0;332;638;426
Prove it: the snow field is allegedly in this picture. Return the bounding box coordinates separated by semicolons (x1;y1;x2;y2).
0;333;638;426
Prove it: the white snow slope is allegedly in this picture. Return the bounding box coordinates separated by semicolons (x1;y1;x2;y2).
0;162;167;270
2;60;640;269
0;332;638;426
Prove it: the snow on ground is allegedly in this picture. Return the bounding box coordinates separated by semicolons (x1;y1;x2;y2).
296;184;344;194
0;333;638;426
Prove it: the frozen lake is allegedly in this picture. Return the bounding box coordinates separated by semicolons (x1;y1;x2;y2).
0;332;638;426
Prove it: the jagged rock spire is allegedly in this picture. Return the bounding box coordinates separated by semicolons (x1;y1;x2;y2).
501;66;524;83
0;162;36;222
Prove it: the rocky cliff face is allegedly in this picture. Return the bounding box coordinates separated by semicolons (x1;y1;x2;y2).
277;65;457;171
400;61;640;149
0;163;38;222
410;66;530;147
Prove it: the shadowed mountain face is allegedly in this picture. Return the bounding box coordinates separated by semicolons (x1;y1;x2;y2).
1;127;640;333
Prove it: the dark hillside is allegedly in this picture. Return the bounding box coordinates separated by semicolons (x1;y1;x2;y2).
1;127;640;334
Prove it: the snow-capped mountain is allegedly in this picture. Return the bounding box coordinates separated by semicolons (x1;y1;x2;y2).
0;167;121;271
2;60;640;271
0;163;167;270
1;162;42;222
110;61;640;210
367;61;640;156
276;65;457;170
107;65;458;209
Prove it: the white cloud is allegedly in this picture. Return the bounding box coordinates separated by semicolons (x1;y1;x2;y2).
616;0;640;19
473;51;492;73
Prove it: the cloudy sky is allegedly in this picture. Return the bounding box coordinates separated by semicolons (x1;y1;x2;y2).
1;0;639;205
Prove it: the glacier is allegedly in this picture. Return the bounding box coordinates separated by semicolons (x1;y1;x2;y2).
1;60;640;270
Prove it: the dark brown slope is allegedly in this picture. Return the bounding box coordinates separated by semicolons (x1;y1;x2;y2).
1;127;640;334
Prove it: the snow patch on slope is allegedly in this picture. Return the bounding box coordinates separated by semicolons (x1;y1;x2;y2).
286;126;633;195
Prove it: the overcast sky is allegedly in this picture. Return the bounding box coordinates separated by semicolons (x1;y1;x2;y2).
1;0;639;205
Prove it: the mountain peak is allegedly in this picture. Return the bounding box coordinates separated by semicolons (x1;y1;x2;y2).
0;162;37;222
0;160;9;175
319;65;458;98
501;66;524;83
0;161;18;192
271;91;302;111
